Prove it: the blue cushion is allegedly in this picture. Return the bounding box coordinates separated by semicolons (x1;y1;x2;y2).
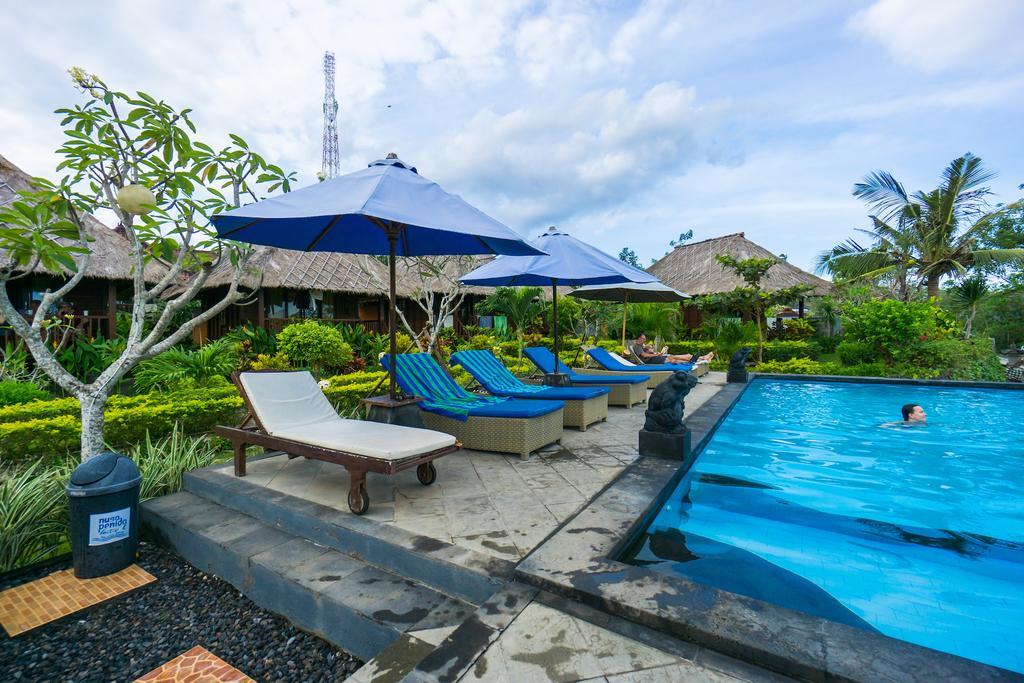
564;373;649;386
468;399;564;418
500;386;608;400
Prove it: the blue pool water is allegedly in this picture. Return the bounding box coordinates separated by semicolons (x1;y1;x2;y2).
624;379;1024;673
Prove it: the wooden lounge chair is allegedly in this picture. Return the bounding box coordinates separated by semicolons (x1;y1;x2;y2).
380;353;564;460
215;370;459;515
522;347;648;407
450;349;609;430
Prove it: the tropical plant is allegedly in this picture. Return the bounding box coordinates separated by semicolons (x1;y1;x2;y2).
249;352;293;371
129;425;223;501
476;286;545;356
705;317;757;360
0;69;294;461
335;323;388;364
54;335;126;384
817;154;1024;299
0;459;71;572
133;339;236;392
812;297;840;338
947;275;990;338
277;320;353;377
623;302;682;342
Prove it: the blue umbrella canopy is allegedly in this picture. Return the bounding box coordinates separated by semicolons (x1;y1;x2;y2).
458;227;657;287
214;155;542;257
460;227;658;382
212;154;542;401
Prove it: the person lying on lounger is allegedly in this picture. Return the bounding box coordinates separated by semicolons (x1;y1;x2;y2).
631;334;714;365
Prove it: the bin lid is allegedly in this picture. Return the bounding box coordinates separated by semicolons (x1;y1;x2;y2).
69;452;140;487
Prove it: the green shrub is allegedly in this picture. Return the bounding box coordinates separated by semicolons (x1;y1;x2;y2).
596;340;621;352
323;370;388;387
498;340;522;357
0;380;49;407
0;388;244;463
762;341;815;361
277;320;353;376
754;358;831;374
842;299;956;361
250;353;293;371
902;338;1005;381
466;334;498;350
836;339;877;365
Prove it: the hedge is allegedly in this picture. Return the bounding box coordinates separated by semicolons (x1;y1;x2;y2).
0;384;240;425
665;340;814;361
0;390;244;463
0;381;49;407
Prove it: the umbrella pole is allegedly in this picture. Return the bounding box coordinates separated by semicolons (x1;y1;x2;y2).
388;229;398;401
551;280;559;372
621;292;628;353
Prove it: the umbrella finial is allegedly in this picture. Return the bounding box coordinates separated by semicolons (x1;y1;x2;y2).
386;152;398;159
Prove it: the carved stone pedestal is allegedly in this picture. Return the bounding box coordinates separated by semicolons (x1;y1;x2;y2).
638;428;691;461
726;368;749;383
362;395;425;429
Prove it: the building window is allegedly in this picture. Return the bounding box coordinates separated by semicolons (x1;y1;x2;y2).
0;181;15;207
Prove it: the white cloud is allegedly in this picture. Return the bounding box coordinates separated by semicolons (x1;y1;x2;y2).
430;81;732;228
849;0;1024;73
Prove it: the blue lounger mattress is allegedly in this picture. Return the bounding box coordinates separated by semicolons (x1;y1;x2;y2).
449;350;610;401
466;399;565;418
523;347;650;385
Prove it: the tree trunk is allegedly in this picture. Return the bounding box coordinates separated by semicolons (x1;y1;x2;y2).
754;309;764;364
926;274;941;300
79;390;110;461
964;306;976;338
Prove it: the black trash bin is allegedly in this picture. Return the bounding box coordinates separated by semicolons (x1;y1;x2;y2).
66;452;142;578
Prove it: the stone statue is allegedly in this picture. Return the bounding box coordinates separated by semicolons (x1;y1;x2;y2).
643;371;699;434
727;347;752;383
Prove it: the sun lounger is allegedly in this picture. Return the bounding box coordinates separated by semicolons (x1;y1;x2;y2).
583;347;708;387
215;370;459;515
523;347;648;407
450;349;609;430
380;353;563;459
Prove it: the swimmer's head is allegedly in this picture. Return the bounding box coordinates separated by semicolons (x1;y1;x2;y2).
901;404;926;422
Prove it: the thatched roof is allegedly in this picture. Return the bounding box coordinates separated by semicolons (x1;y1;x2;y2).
0;153;166;282
648;232;832;297
201;246;395;296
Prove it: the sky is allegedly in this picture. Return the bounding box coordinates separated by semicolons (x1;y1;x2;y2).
2;0;1022;274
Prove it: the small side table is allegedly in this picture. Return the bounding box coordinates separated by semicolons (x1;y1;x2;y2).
362;395;425;429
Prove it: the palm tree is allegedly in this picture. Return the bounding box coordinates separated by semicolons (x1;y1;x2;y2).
624;303;681;344
817;154;1024;299
948;275;989;338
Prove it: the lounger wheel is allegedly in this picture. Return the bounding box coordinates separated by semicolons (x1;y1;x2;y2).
416;462;437;486
348;483;369;515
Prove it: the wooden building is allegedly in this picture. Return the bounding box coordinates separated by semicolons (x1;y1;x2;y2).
196;247;487;341
648;232;832;328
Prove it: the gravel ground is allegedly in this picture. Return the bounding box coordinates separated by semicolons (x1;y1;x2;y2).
0;542;362;682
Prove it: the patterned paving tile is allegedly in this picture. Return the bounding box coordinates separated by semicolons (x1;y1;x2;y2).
0;564;155;637
134;645;254;682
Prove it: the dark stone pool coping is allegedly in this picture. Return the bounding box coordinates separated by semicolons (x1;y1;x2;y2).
515;376;1023;682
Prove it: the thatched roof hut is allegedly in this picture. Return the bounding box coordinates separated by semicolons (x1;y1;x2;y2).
0;153;165;282
648;232;832;297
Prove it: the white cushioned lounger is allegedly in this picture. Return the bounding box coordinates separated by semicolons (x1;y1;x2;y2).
216;371;459;514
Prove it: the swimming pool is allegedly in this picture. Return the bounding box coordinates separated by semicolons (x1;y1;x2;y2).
622;378;1024;673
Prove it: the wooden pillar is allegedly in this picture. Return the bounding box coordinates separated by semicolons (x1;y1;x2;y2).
798;297;805;318
257;290;266;330
106;282;117;339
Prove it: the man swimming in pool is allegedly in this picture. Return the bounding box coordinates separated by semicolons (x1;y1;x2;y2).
882;403;927;428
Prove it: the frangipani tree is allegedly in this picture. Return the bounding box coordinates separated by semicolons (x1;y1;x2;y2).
0;70;294;461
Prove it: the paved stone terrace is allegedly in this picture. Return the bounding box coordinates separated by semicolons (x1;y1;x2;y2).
212;373;727;564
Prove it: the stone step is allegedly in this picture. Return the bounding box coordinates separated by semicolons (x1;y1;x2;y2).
181;466;511;605
142;492;476;661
